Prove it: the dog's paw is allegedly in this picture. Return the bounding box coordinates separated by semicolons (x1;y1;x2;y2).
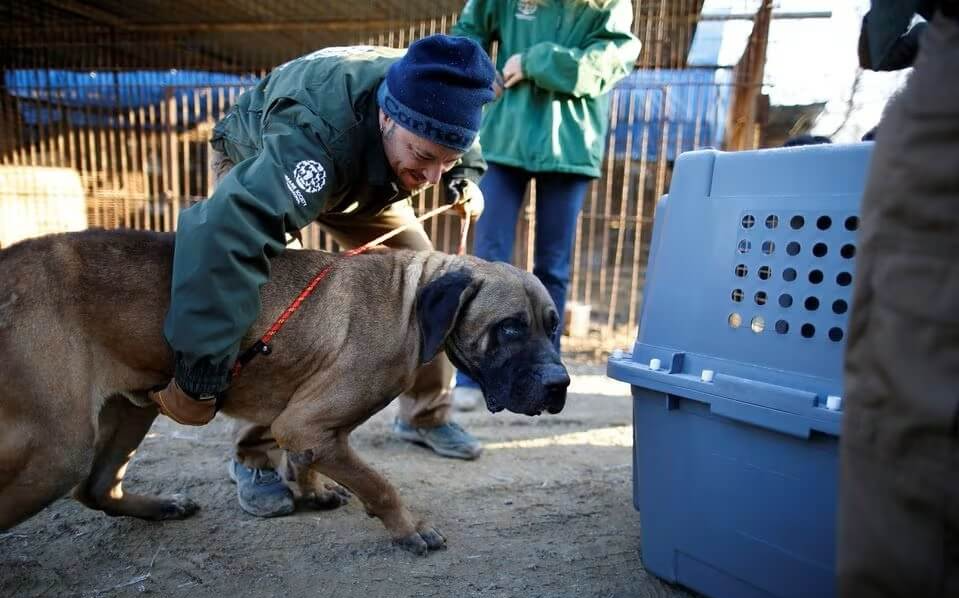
157;494;200;520
393;525;446;556
326;482;352;500
299;483;351;511
417;525;447;550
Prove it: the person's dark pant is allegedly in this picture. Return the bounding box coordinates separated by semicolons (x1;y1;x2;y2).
838;12;959;598
456;162;590;390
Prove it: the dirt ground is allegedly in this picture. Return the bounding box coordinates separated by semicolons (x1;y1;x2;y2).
1;362;696;598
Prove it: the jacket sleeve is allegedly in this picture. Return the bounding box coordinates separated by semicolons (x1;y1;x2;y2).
521;0;641;98
451;0;498;51
164;101;341;395
858;5;927;71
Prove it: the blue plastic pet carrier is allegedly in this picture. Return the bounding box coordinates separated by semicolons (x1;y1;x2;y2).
607;144;873;598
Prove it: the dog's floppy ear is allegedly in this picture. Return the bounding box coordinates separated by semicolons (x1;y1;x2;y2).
416;269;477;365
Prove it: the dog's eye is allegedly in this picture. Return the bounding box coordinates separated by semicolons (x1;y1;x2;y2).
546;311;560;337
498;318;526;341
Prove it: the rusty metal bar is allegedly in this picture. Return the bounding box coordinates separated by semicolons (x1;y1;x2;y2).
607;90;639;337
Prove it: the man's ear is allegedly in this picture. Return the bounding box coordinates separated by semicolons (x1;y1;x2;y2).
415;269;477;365
378;108;391;130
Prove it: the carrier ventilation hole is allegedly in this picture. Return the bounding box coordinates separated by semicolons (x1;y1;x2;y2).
728;313;743;328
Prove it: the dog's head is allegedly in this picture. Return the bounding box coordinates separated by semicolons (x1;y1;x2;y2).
416;262;569;416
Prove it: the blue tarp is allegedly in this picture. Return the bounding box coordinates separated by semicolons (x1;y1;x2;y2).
608;68;733;162
7;67;733;161
4;69;257;128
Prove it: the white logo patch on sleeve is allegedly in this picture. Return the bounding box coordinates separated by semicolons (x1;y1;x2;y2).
283;175;307;207
293;160;327;193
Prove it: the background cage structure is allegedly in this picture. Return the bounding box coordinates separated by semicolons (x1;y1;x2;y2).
0;0;772;351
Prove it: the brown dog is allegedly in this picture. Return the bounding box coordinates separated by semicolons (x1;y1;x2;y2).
0;229;569;554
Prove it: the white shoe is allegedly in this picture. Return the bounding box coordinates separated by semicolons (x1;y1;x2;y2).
451;386;483;412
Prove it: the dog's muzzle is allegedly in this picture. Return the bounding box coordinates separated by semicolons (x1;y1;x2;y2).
541;363;569;414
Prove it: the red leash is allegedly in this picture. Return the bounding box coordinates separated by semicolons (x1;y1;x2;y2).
231;204;471;378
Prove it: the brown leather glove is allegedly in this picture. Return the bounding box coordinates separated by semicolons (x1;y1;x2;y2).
445;178;484;221
148;379;217;426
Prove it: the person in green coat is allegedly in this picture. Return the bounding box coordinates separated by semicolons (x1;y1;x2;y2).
449;0;641;410
148;35;496;517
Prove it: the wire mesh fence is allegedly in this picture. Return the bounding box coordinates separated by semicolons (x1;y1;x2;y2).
1;0;763;354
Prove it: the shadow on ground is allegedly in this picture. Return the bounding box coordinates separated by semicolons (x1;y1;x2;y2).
0;363;696;598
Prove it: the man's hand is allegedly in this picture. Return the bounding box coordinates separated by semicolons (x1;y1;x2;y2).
148;379;217;426
502;54;525;89
445;179;484;221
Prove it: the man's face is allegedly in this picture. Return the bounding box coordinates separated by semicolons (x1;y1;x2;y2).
379;111;463;193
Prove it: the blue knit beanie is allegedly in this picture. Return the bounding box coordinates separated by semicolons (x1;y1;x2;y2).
377;35;496;152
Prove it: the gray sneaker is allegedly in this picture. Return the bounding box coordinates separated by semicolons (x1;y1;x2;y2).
392;419;483;460
228;460;295;518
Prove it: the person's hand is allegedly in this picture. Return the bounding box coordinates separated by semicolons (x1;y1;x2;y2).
148;378;217;426
493;71;505;100
445;179;484;221
502;54;525;89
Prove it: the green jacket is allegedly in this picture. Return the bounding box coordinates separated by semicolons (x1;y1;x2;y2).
452;0;640;177
166;46;486;394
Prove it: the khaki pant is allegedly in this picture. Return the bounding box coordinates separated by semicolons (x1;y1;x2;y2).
838;13;959;598
209;149;453;469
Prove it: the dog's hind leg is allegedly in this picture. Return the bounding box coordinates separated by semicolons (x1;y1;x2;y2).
73;396;199;521
0;420;92;530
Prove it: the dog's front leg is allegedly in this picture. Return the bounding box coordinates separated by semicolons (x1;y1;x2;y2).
279;452;351;511
276;422;446;556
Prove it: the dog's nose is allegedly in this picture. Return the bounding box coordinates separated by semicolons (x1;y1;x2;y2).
542;364;569;414
541;363;570;390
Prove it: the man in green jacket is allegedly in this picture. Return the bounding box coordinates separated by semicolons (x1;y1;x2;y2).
449;0;641;410
149;35;496;517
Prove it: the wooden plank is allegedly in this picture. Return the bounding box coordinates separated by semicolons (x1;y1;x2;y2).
147;103;161;230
